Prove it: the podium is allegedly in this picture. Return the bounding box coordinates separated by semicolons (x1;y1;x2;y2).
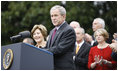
1;42;54;70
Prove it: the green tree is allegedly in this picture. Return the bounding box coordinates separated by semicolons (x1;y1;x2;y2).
1;1;117;46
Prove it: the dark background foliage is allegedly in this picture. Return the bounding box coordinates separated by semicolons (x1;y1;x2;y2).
1;1;117;46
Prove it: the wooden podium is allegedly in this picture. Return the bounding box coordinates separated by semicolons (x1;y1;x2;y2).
1;42;54;70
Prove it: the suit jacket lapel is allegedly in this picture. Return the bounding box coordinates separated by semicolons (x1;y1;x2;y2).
76;42;86;55
74;44;77;55
51;31;59;46
51;22;68;47
47;30;53;48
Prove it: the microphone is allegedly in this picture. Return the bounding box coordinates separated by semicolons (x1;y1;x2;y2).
10;31;31;42
19;31;30;38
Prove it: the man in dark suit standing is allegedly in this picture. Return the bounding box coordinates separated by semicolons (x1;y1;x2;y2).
73;27;91;70
45;5;76;70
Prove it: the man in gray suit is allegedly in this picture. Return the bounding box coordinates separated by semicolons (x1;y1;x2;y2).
45;5;76;70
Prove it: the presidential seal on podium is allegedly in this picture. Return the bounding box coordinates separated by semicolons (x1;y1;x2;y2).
3;49;13;69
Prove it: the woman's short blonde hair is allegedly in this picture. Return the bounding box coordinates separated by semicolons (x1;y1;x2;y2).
94;28;109;41
31;24;47;40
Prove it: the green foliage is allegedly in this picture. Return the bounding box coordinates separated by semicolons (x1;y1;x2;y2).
1;1;117;46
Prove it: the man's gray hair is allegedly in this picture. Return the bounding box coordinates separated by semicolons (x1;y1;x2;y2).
76;27;85;34
70;21;81;28
94;18;105;28
50;5;66;15
80;27;85;34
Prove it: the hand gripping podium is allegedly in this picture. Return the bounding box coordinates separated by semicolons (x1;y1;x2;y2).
1;42;54;70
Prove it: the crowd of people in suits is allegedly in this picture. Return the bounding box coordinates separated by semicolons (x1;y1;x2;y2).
22;5;117;70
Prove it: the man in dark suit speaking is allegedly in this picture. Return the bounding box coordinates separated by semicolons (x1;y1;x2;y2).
45;5;76;70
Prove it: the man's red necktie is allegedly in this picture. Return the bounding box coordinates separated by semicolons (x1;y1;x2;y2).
51;28;57;41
